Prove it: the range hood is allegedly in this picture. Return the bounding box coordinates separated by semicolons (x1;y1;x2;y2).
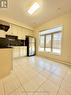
0;20;10;32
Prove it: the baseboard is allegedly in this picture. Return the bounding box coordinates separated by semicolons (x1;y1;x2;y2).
36;55;71;66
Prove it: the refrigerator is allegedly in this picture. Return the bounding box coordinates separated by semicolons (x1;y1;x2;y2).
26;36;36;56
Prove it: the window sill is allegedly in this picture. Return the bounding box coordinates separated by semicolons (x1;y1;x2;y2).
38;50;61;56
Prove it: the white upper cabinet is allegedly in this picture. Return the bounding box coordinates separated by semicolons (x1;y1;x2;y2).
13;46;20;58
0;22;33;39
6;24;18;36
0;30;6;38
18;28;22;39
5;24;25;39
18;27;25;40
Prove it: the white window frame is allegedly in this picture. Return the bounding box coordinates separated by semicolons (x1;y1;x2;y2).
39;26;63;55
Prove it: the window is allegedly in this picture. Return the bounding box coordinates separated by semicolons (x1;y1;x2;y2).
45;34;51;52
39;35;45;51
52;32;62;54
39;26;63;55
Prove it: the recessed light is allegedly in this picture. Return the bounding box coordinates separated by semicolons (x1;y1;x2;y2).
28;2;40;15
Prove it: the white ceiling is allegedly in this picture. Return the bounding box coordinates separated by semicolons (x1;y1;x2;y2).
0;0;71;28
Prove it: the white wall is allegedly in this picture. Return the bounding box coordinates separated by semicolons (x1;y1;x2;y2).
34;12;71;65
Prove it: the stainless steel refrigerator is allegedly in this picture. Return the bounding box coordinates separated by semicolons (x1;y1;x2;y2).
26;36;36;56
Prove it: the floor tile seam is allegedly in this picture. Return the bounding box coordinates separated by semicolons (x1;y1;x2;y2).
22;79;48;94
14;69;44;84
56;71;68;95
14;71;28;95
48;71;66;84
47;76;63;87
2;79;21;95
37;69;63;82
3;73;22;94
31;78;50;95
7;86;21;95
16;65;48;81
34;65;65;78
59;71;71;95
15;60;65;79
19;63;68;75
49;69;67;78
32;73;65;95
21;79;49;94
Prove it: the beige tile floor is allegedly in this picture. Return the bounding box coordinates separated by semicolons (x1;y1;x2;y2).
0;56;71;95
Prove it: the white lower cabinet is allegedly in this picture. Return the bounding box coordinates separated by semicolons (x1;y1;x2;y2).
13;47;20;58
13;46;27;58
20;47;27;57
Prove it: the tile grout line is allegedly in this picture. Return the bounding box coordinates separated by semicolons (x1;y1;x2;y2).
32;70;67;95
22;61;65;80
14;66;49;94
4;78;23;95
32;78;49;95
15;58;67;80
2;72;26;95
13;57;71;95
14;61;66;95
14;71;28;95
8;86;21;95
56;71;68;95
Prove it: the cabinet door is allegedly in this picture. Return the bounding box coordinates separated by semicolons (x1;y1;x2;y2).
13;47;20;58
18;28;22;39
6;25;18;36
12;25;18;36
0;30;5;38
18;28;25;40
20;47;27;57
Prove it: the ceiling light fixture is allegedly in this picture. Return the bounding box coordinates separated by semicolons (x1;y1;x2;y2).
28;2;40;15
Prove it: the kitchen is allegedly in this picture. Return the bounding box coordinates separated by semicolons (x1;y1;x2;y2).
0;20;36;78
